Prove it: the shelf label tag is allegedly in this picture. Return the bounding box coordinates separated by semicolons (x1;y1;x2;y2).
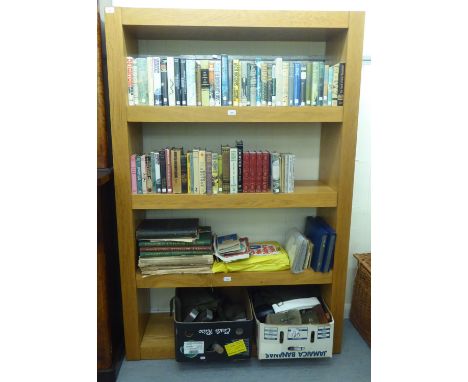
223;276;232;282
227;110;236;116
105;7;115;13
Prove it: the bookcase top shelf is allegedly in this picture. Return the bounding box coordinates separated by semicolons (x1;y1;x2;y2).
136;268;332;288
127;106;343;123
132;180;337;210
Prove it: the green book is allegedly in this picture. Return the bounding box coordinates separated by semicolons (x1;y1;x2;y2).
136;57;148;105
306;62;313;105
139;251;212;258
138;231;212;247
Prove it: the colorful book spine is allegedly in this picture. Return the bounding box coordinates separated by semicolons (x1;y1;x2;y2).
218;154;223;193
174;57;181;106
127;57;134;105
232;59;240;106
236;140;243;193
267;63;273;106
206;152;212;194
208;61;215;106
241;61;248;106
160;58;168;106
181;153;188;193
141;154;147;194
249;151;256;193
153;151;161;193
153;57;162;106
337;62;345;106
145;154;153;193
221;145;230;193
242;151;250;192
139;246;212;252
282;61;289;106
227;58;233;106
318;61;325;106
328;65;333;106
187;152;192;194
130;154;137;193
293;62;301;106
275;58;283;106
270;152;280;193
214;59;221;106
171;148;182;194
180;58;187;106
256;60;262;106
195;60;202;106
159;149;167;193
165;148;172;193
199;149;206;194
186;60;197;106
147;57;154;106
221;54;228;106
229;147;238;193
212;152;219;195
132;58;139;105
255;151;262;193
249;62;257;106
200;61;210;106
193;149;199;194
262;151;270;192
150;151;157;192
288;62;294;106
300;63;307;106
166;57;175;106
136;57;148;105
136;155;142;194
323;64;329;106
261;62;268;106
306;62;313;106
312;61;320;106
332;63;339;106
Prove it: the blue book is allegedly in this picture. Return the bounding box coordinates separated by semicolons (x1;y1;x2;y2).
293;62;301;106
136;155;142;194
304;216;328;272
256;60;262;106
221;54;228;106
315;216;337;273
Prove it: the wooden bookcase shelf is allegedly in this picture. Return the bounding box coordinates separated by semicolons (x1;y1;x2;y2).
105;7;364;361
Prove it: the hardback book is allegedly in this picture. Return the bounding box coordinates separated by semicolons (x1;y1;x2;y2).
138;230;212;247
153;57;162;106
165;148;173;193
304;216;329;272
328;65;333;106
312;61;320;106
150;151;157;192
166;56;176;106
141;154;147;194
206;151;212;195
127;57;134;105
138;255;213;267
241;61;248;106
232;59;240;106
199;149;206;194
171;148;182;194
249;62;257;106
145;154;153;193
159;149;167;193
270;152;280;193
147;57;154;106
318;61;325;106
221;145;230;193
255;151;262;193
261;62;268;106
208;60;215;106
271;63;276;106
314;216;336;273
218;154;223;193
282;61;289;106
132;58;139;105
136;155;142;194
267;63;273;106
323;64;329;106
136;57;148;105
300;63;307;106
212;152;219;195
306;62;313;106
332;63;340;106
187;152;192;193
192;149;200;194
195;60;202;106
337;62;346;106
221;54;228;106
152;151;161;193
288;154;296;193
249;151;257;193
181;153;188;194
186;59;197;106
174;57;181;106
280;154;285;193
130;154;137;194
275;57;283;106
256;60;262;106
242;151;250;192
229;147;238;193
288;62;294;106
285;154;290;193
160;58;168;106
293;62;301;106
214;59;222;106
136;218;199;240
200;60;210;106
262;151;270;192
227;58;233;106
236;140;243;193
180;58;187;106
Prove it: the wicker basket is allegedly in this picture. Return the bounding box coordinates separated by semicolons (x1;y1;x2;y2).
349;253;371;346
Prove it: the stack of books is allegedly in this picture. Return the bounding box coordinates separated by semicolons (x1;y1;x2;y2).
136;218;214;276
130;142;295;195
126;55;345;107
304;216;336;273
214;234;250;263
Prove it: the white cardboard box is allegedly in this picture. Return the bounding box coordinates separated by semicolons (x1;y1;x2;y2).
254;301;334;360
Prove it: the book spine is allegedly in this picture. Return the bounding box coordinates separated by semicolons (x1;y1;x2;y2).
170;149;177;193
300;63;307;106
139;246;212;252
181;153;188;193
165;148;172;193
256;60;262;106
306;62;312;106
137;58;148;105
218;154;223;192
282;61;289;106
186;60;197;106
267;63;273;106
221;54;228;106
293;62;301;106
312;61;320;106
214;60;221;106
227;58;233;106
249;151;256;193
270;152;280;193
180;58;187;106
221;145;230;193
212;152;219;195
171;148;182;194
241;61;248;106
127;57;134;105
249;63;257;106
147;57;154;106
230;148;238;193
323;64;329;106
201;61;210;106
337;62;345;106
154;152;161;193
236;140;243;193
242;151;249;192
139;251;212;258
232;59;240;106
132;58;139;105
205;152;212;194
328;65;333;106
139;239;211;247
289;154;295;193
199;150;206;194
261;62;268;106
271;63;276;106
208;60;215;106
193;149;199;194
150;152;157;192
187;152;192;194
318;61;324;106
130;154;137;193
195;60;202;106
332;63;339;106
136;155;142;194
255;151;262;193
159;149;167;193
160;58;168;106
288;62;294;106
262;151;270;192
167;57;175;106
174;57;181;106
141;154;147;194
275;57;283;106
153;57;162;106
145;153;153;193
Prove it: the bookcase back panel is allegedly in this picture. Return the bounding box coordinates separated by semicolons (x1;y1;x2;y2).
141;123;321;181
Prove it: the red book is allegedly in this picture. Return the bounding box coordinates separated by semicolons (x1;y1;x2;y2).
262;151;270;192
243;151;250;192
255;151;262;193
165;148;172;193
249;151;256;193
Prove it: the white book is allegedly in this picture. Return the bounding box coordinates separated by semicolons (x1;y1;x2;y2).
141;154;147;194
275;58;283;106
146;57;154;106
193;149;199;194
214;60;222;106
289;154;295;193
199;150;206;195
230;148;238;193
282;62;289;106
153;57;161;106
167;56;176;106
186;59;197;106
332;63;339;106
132;59;139;105
127;57;134;105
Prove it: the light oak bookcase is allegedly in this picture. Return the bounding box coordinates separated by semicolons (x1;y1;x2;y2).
105;7;365;360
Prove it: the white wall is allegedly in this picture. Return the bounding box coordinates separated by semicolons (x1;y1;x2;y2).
100;0;371;317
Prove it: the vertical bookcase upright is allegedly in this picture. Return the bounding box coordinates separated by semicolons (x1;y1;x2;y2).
105;8;365;360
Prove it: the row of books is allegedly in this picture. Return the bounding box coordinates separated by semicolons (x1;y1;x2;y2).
304;216;336;273
127;55;345;107
130;143;296;195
